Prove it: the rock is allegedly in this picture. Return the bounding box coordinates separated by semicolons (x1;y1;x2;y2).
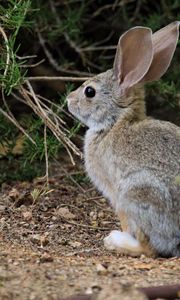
40;253;53;263
30;233;49;247
90;211;97;221
96;263;108;275
0;205;6;212
98;211;104;218
22;211;33;221
57;207;76;220
69;241;82;248
30;234;41;245
8;188;20;200
40;235;49;247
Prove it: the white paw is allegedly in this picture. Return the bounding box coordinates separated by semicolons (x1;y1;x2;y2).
104;230;141;252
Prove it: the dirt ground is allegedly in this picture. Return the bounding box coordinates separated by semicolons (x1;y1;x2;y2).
0;157;180;300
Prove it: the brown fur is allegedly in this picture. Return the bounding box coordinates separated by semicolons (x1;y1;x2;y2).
119;211;157;257
67;22;180;257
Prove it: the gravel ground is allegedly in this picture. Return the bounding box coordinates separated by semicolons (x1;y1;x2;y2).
0;159;179;300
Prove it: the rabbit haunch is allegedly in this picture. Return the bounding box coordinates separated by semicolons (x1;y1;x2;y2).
67;22;180;257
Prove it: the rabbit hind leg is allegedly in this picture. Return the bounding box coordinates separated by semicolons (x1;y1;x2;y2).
104;211;157;257
104;229;156;257
120;210;157;257
104;230;143;256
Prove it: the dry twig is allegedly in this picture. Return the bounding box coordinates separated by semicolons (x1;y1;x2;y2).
81;45;116;52
0;26;36;145
61;218;110;231
49;0;86;65
44;124;49;187
36;28;92;77
27;76;90;82
92;0;136;17
20;81;82;164
0;25;84;166
21;59;45;68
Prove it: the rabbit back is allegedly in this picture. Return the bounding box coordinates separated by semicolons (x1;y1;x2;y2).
85;118;180;256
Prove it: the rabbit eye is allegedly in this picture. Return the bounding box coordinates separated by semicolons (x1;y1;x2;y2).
84;86;96;98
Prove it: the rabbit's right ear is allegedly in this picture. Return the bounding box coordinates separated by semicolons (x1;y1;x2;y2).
140;21;180;83
113;27;153;94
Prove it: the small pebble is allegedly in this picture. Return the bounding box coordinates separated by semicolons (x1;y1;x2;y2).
96;263;108;275
22;211;32;221
40;253;53;263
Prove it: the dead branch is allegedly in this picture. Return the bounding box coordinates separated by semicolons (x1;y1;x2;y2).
81;45;116;52
139;285;180;300
0;26;36;145
92;31;114;47
92;0;136;17
58;284;180;300
44;124;49;187
27;76;90;82
49;0;87;65
0;26;10;78
0;91;36;145
19;81;83;164
21;59;45;68
54;161;86;193
36;28;92;77
30;65;66;93
16;54;37;60
34;93;73;120
61;219;110;231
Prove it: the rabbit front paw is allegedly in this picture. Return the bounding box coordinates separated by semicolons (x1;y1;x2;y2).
104;230;142;256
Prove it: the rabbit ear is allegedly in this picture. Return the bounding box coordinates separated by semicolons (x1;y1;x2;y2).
113;27;153;93
140;21;180;83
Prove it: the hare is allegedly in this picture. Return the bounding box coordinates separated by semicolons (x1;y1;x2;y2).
67;22;180;257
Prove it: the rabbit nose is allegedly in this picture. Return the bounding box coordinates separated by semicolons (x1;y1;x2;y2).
66;96;72;105
66;93;78;114
66;97;73;107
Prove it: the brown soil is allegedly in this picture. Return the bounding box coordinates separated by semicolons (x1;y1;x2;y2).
0;157;179;300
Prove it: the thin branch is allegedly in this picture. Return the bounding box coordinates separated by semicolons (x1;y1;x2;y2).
65;248;99;257
36;28;92;77
81;45;116;52
20;82;82;163
139;284;180;300
92;31;114;47
49;0;87;65
24;90;67;126
0;26;10;78
61;218;110;231
0;106;33;142
92;0;136;17
44;124;49;187
16;54;37;60
34;94;74;120
130;0;142;22
21;59;45;68
0;26;36;145
27;76;91;82
55;161;86;193
1;90;36;145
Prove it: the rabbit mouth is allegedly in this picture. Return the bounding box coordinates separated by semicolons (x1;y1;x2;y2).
67;101;90;124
